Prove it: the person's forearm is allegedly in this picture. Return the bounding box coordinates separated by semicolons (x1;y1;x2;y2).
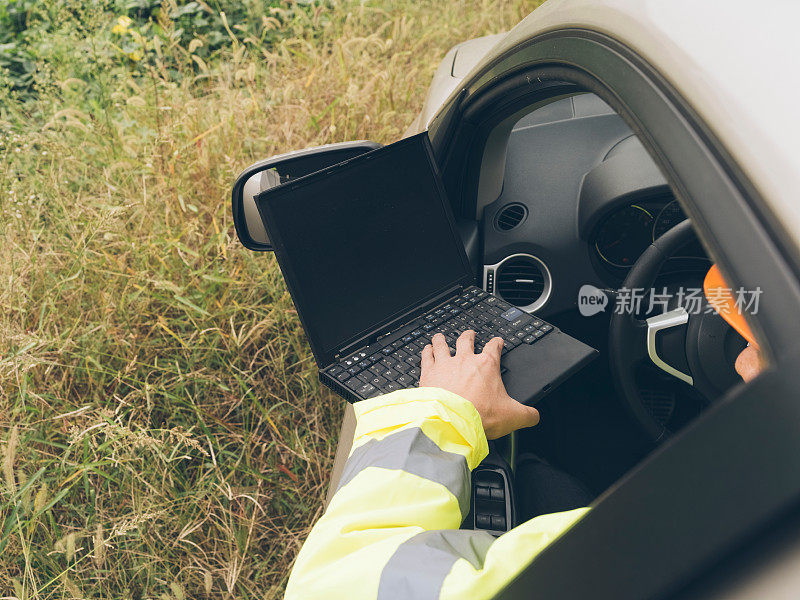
284;387;488;599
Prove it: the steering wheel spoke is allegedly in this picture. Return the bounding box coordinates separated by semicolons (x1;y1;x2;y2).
646;307;693;385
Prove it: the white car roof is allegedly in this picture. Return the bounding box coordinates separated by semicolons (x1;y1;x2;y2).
471;0;800;251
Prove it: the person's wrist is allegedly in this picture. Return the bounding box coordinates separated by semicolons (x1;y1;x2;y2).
405;386;489;465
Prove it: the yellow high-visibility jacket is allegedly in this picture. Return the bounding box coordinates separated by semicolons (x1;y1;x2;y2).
285;387;589;600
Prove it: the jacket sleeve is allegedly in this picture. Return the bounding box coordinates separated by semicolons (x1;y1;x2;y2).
284;387;588;600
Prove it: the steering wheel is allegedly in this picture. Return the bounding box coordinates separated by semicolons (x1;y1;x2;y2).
609;220;747;443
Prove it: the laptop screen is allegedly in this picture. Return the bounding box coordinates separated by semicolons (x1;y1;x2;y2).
256;134;473;362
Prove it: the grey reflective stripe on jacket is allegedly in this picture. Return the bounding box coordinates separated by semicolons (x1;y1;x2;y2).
377;529;496;600
336;427;471;517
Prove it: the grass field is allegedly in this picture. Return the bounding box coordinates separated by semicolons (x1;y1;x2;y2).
0;1;538;597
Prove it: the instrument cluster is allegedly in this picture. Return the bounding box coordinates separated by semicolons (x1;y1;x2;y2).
592;198;706;279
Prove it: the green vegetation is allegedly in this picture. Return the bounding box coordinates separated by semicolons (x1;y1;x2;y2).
0;0;536;596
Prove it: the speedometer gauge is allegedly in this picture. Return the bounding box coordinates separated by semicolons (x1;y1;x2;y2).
595;205;654;268
653;200;686;240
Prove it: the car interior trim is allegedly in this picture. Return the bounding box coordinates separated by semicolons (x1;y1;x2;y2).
482;253;552;313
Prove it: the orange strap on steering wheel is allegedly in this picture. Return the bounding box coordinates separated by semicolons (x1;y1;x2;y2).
704;264;757;346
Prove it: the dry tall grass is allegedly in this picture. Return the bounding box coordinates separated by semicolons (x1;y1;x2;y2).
0;1;538;597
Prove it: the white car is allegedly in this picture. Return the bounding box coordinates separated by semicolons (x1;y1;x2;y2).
232;1;800;597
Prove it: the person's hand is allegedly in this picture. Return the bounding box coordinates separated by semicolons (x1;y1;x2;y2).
735;344;764;383
419;331;540;439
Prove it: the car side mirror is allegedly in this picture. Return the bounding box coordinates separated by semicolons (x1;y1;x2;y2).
231;140;382;251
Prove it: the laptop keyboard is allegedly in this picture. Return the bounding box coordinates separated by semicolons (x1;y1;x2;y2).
324;287;554;401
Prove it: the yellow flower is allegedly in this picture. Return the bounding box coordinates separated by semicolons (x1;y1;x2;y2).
112;15;132;34
127;51;143;62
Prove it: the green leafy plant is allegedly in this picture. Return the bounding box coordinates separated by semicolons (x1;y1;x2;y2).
0;0;316;104
0;0;41;95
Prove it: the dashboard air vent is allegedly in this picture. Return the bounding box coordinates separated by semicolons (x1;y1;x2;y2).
496;256;546;307
495;203;527;231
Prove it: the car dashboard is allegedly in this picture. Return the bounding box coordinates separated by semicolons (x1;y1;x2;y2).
481;94;709;318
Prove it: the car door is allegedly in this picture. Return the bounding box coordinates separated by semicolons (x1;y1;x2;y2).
416;25;800;600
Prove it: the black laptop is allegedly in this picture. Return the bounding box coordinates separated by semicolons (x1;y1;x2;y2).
255;133;597;404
